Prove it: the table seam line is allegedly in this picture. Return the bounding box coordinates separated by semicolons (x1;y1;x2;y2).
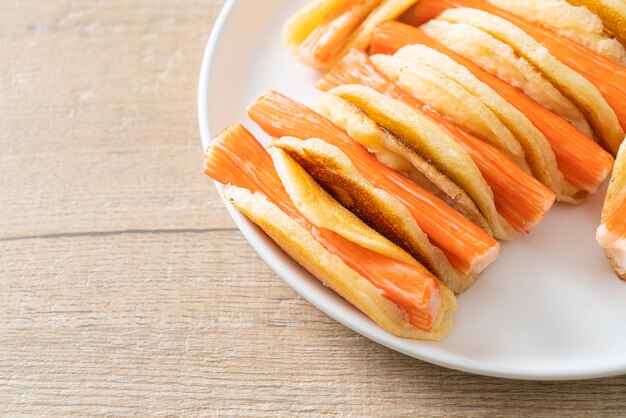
0;227;237;242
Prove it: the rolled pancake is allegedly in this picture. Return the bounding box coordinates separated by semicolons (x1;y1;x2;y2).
283;0;418;70
269;144;416;265
602;135;626;220
379;44;583;202
311;93;493;234
334;0;418;62
488;0;626;66
566;0;626;50
597;138;626;280
273;136;478;294
420;19;593;136
224;184;456;339
427;8;624;154
370;53;528;169
324;84;517;241
283;0;341;49
603;243;626;281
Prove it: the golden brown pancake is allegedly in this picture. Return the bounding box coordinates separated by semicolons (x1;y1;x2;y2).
489;0;626;65
373;44;583;203
423;8;624;154
311;92;493;233
322;84;517;240
224;184;456;339
284;0;418;70
567;0;626;50
273;136;479;294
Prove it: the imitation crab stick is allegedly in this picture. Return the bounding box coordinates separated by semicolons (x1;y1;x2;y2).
204;124;442;331
597;197;626;281
598;200;626;247
289;0;382;68
247;91;499;274
411;0;626;135
597;143;626;281
318;48;555;233
370;21;614;193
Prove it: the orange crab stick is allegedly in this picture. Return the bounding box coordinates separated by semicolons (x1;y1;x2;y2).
204;124;442;331
318;48;555;232
411;0;626;133
599;199;626;246
597;197;626;278
297;0;381;67
370;21;614;193
247;91;500;274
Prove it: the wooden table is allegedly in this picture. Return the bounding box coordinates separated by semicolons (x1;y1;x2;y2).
2;1;626;415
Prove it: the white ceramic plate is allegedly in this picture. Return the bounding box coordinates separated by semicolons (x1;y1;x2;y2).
198;0;626;380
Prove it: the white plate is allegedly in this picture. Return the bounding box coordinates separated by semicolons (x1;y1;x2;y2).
198;0;626;380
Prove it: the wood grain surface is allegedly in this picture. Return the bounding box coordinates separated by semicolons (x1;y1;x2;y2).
1;1;626;416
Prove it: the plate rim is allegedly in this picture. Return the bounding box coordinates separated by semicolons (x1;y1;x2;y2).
197;0;626;381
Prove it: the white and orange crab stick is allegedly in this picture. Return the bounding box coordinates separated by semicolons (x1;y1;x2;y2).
370;21;614;194
597;195;626;281
597;198;626;277
597;142;626;281
204;124;444;331
318;48;555;233
296;0;382;67
247;91;500;275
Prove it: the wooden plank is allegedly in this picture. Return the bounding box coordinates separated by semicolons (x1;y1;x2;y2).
0;0;228;237
2;232;626;416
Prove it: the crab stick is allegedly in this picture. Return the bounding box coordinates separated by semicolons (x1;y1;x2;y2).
597;197;626;280
411;0;626;134
204;124;442;331
247;91;499;274
598;200;626;247
370;21;614;193
318;49;555;232
293;0;382;68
